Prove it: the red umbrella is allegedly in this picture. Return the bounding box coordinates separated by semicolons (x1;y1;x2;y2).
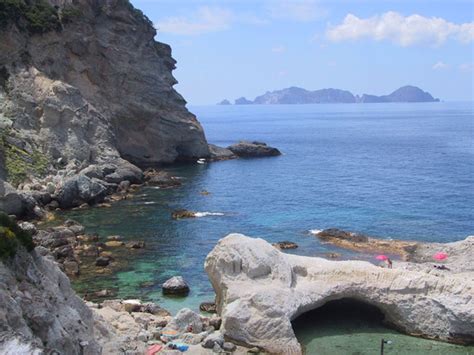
433;252;448;261
376;255;389;261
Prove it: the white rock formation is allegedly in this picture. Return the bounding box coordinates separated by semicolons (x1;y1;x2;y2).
205;234;474;354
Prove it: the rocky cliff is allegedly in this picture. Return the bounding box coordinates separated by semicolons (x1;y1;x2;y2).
0;0;209;185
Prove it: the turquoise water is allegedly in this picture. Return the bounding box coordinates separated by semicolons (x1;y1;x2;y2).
293;299;473;354
61;102;473;352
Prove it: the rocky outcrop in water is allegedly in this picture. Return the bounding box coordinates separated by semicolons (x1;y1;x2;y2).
205;234;474;354
227;141;281;158
0;0;209;186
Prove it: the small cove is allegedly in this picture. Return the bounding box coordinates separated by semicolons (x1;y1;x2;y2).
60;102;473;353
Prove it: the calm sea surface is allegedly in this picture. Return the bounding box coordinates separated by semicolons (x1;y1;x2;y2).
62;102;474;353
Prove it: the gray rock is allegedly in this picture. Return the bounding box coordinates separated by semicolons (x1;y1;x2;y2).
95;256;112;267
162;276;190;295
0;247;101;354
227;141;281;158
202;331;224;349
208;144;236;161
56;175;107;208
222;342;237;352
0;180;24;216
103;160;144;185
165;308;203;334
19;221;37;235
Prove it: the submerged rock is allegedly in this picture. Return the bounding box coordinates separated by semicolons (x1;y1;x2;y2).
227;141;281;158
313;228;418;259
200;302;217;313
272;241;298;250
171;209;196;220
162;276;190;295
205;233;474;354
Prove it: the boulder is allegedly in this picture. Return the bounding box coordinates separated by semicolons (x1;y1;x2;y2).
162;276;190;295
103;160;144;185
205;234;474;354
56;175;108;208
0;180;24;216
227;141;281;158
165;308;203;334
202;332;224;349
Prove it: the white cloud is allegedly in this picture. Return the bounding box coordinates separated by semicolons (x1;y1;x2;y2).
432;61;449;70
156;7;233;36
267;0;327;22
459;63;473;72
326;12;474;47
272;45;286;53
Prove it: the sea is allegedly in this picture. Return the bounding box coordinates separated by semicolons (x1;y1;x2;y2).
61;102;474;354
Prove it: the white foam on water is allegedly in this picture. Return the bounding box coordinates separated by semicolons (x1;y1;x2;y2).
309;229;322;235
194;212;225;218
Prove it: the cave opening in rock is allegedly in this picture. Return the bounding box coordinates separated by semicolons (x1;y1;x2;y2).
292;298;389;354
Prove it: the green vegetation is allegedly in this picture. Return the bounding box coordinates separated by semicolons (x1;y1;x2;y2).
0;131;49;186
0;212;34;259
0;0;61;34
60;5;82;24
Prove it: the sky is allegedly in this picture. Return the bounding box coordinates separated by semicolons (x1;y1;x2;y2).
130;0;474;104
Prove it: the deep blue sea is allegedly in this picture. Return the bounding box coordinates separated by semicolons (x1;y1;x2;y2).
63;102;474;315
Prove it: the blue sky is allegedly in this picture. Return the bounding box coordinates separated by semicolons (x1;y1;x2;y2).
131;0;474;104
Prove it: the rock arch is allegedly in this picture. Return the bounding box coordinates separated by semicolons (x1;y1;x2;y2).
205;234;474;355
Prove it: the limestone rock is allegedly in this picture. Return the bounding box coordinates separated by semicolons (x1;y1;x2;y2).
164;308;203;334
227;141;281;158
0;247;101;354
0;0;209;185
205;234;474;354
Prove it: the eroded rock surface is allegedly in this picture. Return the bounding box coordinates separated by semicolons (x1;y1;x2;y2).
0;247;101;354
205;234;474;354
0;0;209;179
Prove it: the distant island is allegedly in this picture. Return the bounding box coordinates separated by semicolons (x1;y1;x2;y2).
218;85;440;105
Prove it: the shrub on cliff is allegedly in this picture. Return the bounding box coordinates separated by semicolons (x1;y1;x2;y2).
0;0;61;34
0;212;34;259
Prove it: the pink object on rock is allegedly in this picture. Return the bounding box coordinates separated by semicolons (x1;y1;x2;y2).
147;344;163;355
433;252;448;261
375;255;389;261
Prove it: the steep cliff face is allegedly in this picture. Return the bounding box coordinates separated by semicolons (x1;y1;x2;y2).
0;247;101;354
0;0;209;178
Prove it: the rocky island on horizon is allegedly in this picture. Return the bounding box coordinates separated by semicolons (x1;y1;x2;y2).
218;85;440;105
